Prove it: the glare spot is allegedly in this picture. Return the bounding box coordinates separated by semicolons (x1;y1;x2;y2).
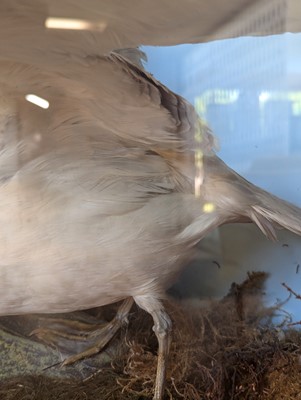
25;94;49;109
259;91;270;102
203;202;215;213
45;18;107;32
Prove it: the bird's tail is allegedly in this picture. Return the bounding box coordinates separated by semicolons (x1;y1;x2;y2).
204;156;301;241
247;188;301;241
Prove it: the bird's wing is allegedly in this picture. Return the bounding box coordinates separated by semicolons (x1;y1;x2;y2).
0;53;213;200
0;0;217;154
0;0;219;217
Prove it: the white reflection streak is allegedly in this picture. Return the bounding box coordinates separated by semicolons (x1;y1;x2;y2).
25;94;49;109
45;18;107;32
194;121;204;198
194;175;202;197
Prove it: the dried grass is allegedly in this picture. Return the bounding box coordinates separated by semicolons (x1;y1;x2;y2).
1;272;301;400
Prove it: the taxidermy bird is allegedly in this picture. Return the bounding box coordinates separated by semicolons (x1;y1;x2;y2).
0;1;301;399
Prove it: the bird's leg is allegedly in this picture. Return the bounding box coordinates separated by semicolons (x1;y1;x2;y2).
151;309;172;400
31;298;134;364
134;295;172;400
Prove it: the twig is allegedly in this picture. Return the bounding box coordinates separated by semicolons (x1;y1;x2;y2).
281;283;301;300
286;320;301;327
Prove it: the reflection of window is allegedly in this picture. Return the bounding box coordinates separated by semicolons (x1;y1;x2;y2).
145;33;301;174
143;0;301;324
195;90;240;117
194;89;301;165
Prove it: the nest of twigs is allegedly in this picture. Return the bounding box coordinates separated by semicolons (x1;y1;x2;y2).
1;271;301;400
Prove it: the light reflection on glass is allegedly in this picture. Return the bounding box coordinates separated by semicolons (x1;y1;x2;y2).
45;18;107;32
203;202;215;213
144;34;301;321
25;94;49;109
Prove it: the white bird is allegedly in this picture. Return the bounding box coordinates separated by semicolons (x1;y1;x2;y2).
1;1;301;399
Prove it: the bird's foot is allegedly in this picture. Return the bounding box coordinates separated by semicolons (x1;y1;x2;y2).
31;298;134;365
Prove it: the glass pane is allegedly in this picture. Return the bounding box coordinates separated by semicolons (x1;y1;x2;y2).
144;36;301;321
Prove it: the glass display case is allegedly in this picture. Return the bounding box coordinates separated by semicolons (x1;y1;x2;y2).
145;29;301;321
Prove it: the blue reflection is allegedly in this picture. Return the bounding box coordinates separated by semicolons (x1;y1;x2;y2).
143;36;301;323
